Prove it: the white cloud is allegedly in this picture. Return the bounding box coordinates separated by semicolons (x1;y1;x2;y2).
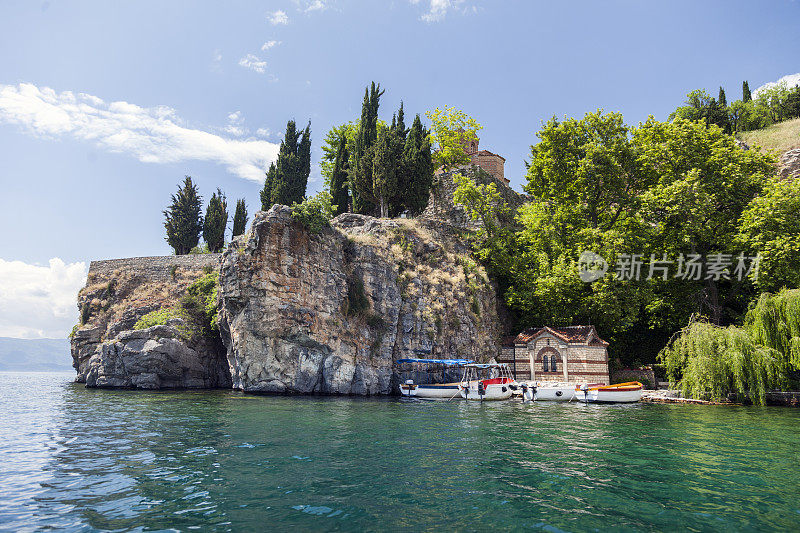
268;9;289;24
754;72;800;98
292;0;329;13
0;83;278;181
261;40;280;51
413;0;470;22
0;258;88;339
256;127;272;137
238;53;267;73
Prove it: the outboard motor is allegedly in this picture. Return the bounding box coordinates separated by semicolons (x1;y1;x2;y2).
580;383;589;403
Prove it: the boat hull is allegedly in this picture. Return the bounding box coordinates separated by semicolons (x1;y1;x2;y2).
459;381;513;400
574;382;643;403
535;386;576;401
398;383;462;399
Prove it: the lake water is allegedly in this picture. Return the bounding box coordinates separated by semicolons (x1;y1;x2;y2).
1;372;799;532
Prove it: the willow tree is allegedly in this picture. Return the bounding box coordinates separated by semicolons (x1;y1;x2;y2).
744;289;800;370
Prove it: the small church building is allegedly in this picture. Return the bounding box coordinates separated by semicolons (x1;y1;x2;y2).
500;326;610;384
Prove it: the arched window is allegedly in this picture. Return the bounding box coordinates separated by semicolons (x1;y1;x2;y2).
542;356;549;372
550;354;558;373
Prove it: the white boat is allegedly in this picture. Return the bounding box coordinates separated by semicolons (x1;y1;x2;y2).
398;381;463;399
396;357;473;399
458;363;516;401
520;382;577;402
574;382;644;403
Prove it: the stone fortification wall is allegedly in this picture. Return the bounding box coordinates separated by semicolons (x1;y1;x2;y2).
87;254;222;283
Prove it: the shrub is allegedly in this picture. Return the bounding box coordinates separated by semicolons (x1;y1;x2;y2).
134;308;182;330
181;271;220;336
291;190;335;233
345;276;369;317
69;324;80;339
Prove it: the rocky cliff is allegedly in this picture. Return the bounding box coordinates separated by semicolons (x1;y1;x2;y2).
71;255;231;389
70;206;502;393
218;206;499;394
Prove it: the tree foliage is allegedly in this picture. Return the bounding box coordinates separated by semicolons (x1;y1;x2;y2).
737;177;800;291
203;188;228;253
232;198;248;238
261;120;312;209
426;105;482;172
290;190;336;233
164;176;203;255
350;82;384;215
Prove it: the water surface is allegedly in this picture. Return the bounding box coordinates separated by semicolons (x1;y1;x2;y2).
1;372;799;531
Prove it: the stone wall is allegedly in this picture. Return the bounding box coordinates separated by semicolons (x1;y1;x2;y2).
87;254;222;283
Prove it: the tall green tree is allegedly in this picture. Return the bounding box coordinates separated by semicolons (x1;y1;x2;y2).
261;120;312;209
718;86;727;107
372;128;398;218
232;198;248;237
203;188;228;253
402;114;434;216
743;80;752;102
426;106;482;172
164;176;204;255
350;82;384;215
330;135;350;215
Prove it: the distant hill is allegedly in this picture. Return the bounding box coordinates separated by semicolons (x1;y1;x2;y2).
738;118;800;153
0;337;73;372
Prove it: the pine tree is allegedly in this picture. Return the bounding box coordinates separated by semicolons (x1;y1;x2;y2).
164;176;203;255
372;129;397;218
718;86;727;108
743;80;752;102
330;136;350;215
403;115;434;215
232;198;248;237
203;188;228;253
349;82;384;215
261;120;312;209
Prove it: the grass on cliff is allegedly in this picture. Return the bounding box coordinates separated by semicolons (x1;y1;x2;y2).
133;271;219;340
738;118;800;153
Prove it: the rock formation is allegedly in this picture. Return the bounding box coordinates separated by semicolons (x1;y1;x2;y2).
71;255;231;389
71;206;502;394
218;205;499;394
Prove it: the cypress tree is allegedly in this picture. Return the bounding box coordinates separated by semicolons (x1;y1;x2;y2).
388;101;411;216
372;129;397;218
203;188;228;253
261;162;278;210
164;176;204;255
743;80;752;102
350;82;384;215
718;86;727;108
330;136;350;215
262;120;312;209
403;114;434;216
232;198;248;237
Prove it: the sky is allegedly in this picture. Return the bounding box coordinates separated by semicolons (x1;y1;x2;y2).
0;0;799;338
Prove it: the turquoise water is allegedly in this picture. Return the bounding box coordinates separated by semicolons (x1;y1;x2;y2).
1;372;799;531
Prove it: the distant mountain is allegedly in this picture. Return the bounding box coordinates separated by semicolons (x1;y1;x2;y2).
0;337;73;372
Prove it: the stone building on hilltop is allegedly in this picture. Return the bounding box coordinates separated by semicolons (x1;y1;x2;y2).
498;326;610;384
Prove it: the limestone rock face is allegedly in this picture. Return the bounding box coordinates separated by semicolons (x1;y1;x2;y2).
70;255;231;389
78;324;231;389
218;205;500;394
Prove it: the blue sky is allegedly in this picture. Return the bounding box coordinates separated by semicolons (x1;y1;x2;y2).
0;0;798;338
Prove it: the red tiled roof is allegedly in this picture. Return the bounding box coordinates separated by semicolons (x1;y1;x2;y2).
473;150;506;161
513;326;608;346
